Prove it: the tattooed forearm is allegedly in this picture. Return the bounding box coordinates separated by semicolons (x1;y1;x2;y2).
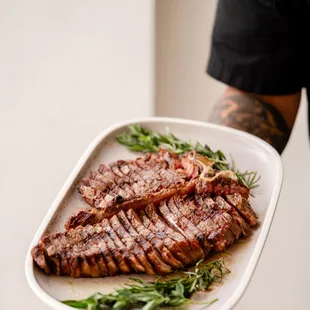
209;93;291;154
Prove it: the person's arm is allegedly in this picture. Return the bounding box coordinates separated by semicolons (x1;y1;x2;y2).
209;87;301;154
205;0;304;154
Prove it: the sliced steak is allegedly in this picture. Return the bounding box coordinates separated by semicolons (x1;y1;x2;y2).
109;214;155;275
167;197;214;254
33;149;259;278
194;195;242;239
66;180;196;229
138;210;184;269
32;224;119;277
144;204;192;266
214;196;251;237
125;209;172;274
117;210;171;275
159;199;206;261
226;194;258;227
79;152;189;209
68;151;252;229
190;195;235;251
98;227;131;274
101;219;145;274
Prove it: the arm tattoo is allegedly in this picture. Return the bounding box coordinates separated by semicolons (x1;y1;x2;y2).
209;93;291;154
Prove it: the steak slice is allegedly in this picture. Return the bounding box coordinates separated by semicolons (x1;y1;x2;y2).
214;196;251;237
166;197;214;254
101;219;145;274
109;215;155;275
138;210;184;269
116;210;172;275
226;194;258;227
144;204;192;266
169;196;230;252
191;195;236;250
95;227;131;274
159;199;206;261
125;209;172;274
92;226;119;276
207;197;242;240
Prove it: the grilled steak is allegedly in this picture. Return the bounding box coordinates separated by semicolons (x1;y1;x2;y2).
32;192;256;277
214;196;251;237
32;150;258;278
144;204;194;265
225;193;258;227
66;150;249;229
109;214;155;275
78;151;189;209
116;210;172;275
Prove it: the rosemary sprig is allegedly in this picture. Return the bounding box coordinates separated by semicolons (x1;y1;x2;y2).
116;125;193;154
62;259;228;310
230;157;261;190
116;125;260;189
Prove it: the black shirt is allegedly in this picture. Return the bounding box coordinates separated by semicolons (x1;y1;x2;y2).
207;0;310;96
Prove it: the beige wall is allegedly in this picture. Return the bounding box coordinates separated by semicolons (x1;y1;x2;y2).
155;0;225;120
0;1;154;309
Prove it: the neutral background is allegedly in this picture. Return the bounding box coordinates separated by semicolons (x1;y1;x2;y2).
1;0;309;309
156;0;225;119
0;1;154;309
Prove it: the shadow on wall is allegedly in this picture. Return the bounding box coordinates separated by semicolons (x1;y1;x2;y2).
155;0;225;121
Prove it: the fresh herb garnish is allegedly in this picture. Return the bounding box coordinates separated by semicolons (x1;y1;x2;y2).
62;259;229;310
230;157;261;190
116;124;260;189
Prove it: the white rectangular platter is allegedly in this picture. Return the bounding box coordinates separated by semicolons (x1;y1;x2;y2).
25;117;283;310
